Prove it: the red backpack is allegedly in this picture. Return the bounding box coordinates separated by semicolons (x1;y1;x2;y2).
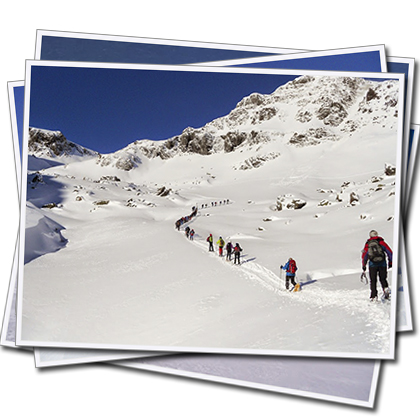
288;259;297;274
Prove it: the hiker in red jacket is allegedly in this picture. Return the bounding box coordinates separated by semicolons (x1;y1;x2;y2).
362;230;392;301
233;243;242;264
207;234;214;252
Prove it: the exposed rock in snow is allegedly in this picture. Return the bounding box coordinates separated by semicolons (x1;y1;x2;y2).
275;195;307;211
157;186;172;197
289;128;338;147
29;127;97;159
100;175;121;182
349;192;360;206
318;199;332;207
97;150;142;171
384;163;396;176
235;152;280;170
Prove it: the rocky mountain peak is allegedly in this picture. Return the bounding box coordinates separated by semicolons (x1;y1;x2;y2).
28;127;98;159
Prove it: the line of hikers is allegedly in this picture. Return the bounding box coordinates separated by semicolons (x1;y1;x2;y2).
176;205;393;301
279;229;393;299
175;206;198;231
184;225;195;241
197;199;231;210
208;199;230;207
206;234;243;264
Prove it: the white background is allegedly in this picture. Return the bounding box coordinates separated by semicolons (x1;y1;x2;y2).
0;1;418;418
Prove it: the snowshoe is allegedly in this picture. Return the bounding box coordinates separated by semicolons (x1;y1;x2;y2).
292;283;301;292
381;287;391;302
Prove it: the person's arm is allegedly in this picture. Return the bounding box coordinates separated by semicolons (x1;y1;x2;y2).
380;239;393;267
361;242;369;270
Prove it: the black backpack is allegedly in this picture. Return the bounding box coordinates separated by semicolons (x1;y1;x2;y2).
367;239;385;263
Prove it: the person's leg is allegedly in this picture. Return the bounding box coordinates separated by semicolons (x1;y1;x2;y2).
378;266;389;291
368;266;379;299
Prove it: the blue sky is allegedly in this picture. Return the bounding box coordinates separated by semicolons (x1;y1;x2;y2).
13;85;25;159
29;66;298;154
235;51;382;72
40;36;277;64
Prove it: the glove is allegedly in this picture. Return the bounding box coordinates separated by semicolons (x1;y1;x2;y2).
280;265;283;269
388;262;392;269
362;266;366;272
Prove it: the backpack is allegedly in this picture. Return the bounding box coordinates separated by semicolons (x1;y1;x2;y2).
234;245;242;253
367;239;385;263
288;259;297;274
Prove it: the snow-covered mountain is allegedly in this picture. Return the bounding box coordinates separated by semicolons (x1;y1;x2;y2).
21;74;399;355
28;76;399;172
29;127;98;160
96;75;399;168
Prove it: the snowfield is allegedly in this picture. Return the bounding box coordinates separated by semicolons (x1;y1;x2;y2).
19;75;400;356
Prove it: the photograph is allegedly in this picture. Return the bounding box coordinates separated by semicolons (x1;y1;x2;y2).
16;61;403;357
1;2;420;419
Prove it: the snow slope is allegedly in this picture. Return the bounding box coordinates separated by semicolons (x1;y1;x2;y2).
20;75;399;356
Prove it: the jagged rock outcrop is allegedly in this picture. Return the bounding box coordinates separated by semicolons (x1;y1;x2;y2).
289;128;338;147
235;152;280;170
384;163;396;176
275;194;307;211
28;128;97;159
156;186;172;197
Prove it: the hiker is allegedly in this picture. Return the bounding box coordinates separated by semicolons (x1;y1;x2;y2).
362;230;392;301
175;220;181;231
185;226;190;238
189;229;195;240
281;258;298;290
233;243;242;265
226;241;233;261
216;236;225;256
207;234;214;251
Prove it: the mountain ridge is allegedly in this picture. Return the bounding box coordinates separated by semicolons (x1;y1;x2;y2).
28;75;399;171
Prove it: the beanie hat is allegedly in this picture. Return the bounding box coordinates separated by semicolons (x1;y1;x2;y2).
369;230;378;237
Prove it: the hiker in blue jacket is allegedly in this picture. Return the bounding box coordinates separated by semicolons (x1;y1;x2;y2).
281;258;298;290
